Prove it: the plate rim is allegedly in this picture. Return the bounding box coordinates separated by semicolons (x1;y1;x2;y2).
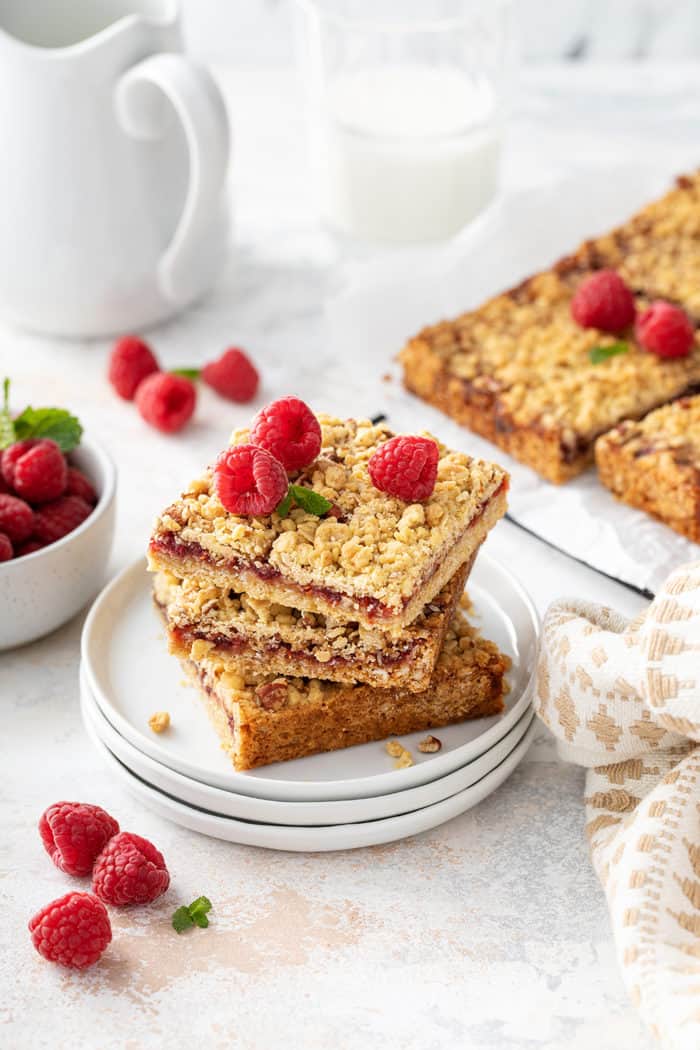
81;553;539;802
80;670;534;826
83;711;536;852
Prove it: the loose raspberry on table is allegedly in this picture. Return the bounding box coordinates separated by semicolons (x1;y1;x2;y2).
214;443;288;516
108;335;160;400
12;439;67;503
14;538;45;558
92;831;170;906
65;466;97;504
39;801;120;877
635;301;694;358
135;372;196;434
29;892;111;969
571;270;635;333
33;494;93;544
0;493;34;544
202;347;259;403
0;532;12;561
249;396;321;473
368;435;439;503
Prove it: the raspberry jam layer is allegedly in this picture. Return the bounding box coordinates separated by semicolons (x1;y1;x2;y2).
150;535;405;621
172;625;419;671
150;478;505;623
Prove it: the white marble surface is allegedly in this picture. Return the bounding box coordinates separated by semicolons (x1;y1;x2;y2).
4;61;697;1048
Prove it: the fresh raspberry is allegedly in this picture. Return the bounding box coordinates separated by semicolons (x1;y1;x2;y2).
29;892;111;969
0;532;12;561
249;396;321;473
39;801;120;877
65;466;97;504
0;474;10;495
1;438;41;488
635;301;694;358
33;494;92;543
571;270;635;333
12;439;67;503
92;831;170;906
213;444;288;516
0;493;34;543
14;538;45;558
135;372;196;434
368;435;439;502
202;347;260;403
108;335;159;400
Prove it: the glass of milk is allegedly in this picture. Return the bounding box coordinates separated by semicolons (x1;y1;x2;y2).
296;0;511;244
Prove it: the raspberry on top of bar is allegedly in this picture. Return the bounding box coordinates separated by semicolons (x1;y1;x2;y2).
581;172;700;319
148;415;508;633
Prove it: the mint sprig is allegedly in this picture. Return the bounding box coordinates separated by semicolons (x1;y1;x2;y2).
171;368;201;380
275;483;332;519
0;378;83;452
172;896;213;933
589;342;629;365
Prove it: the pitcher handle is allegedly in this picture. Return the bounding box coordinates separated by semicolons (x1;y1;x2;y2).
115;54;230;305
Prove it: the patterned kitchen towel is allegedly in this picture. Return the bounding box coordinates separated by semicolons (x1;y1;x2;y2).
535;560;700;1050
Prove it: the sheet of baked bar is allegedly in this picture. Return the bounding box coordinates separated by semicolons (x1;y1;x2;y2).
327;166;699;596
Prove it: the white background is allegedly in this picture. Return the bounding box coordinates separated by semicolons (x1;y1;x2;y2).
181;0;700;64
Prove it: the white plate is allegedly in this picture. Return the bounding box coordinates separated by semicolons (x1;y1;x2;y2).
81;553;539;801
83;710;536;852
81;671;534;826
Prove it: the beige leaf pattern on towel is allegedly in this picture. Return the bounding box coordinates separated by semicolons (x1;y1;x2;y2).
534;563;700;1049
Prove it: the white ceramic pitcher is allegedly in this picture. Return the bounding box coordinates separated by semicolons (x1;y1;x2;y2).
0;0;230;337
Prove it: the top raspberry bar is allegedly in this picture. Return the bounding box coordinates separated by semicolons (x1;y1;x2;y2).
401;171;700;484
148;415;508;634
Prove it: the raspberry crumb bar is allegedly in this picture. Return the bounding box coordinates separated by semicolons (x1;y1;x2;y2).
148;415;508;634
596;395;700;542
401;172;700;484
175;609;510;771
154;556;473;694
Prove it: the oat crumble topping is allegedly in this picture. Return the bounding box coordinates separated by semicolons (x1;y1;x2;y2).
402;171;700;446
597;394;700;467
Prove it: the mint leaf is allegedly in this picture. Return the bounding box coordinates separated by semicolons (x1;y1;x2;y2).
288;485;332;517
171;368;200;380
13;406;83;452
189;896;212;918
589;342;628;365
172;896;212;934
275;491;293;518
172;906;194;934
0;378;15;450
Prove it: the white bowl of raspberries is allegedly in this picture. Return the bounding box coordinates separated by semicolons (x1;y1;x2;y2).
0;387;116;649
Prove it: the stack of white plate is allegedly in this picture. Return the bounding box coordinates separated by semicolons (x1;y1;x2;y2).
80;554;539;852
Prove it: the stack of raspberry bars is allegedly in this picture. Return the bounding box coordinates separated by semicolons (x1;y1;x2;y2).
147;411;510;770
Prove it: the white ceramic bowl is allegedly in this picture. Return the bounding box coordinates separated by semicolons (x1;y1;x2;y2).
0;437;116;650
